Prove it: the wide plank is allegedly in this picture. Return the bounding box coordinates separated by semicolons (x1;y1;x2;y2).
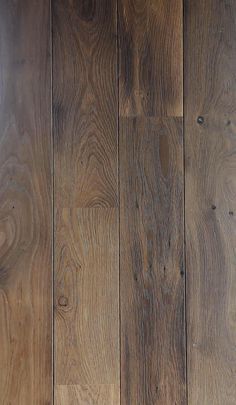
0;1;52;403
119;0;183;117
55;384;120;405
53;0;118;208
54;209;119;402
120;117;186;404
185;0;236;403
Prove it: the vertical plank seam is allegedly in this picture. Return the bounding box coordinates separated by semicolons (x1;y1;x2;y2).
50;0;55;403
183;1;188;403
117;0;121;403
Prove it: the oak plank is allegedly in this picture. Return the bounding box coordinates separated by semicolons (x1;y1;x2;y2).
0;1;52;403
53;0;118;208
54;209;119;403
185;1;236;403
55;385;119;405
119;0;183;117
120;117;186;404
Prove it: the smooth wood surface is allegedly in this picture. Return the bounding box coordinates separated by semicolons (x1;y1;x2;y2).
54;209;119;395
120;117;186;404
53;0;118;208
119;0;183;117
55;385;120;405
185;1;236;404
0;1;52;404
53;0;119;403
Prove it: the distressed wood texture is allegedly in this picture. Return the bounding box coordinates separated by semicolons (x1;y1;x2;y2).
185;1;236;404
120;118;186;404
119;0;183;117
0;1;52;404
53;0;119;403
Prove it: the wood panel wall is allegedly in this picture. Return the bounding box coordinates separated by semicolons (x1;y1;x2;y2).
0;1;235;404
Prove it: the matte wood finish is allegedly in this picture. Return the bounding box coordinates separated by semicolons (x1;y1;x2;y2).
119;0;183;117
120;118;186;404
185;1;236;404
53;0;119;403
0;1;52;404
53;0;118;208
54;209;119;394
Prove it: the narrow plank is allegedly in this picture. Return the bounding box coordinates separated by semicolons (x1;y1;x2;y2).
53;2;119;400
185;1;236;403
54;209;119;403
55;385;120;405
118;0;183;117
0;1;52;404
120;117;186;404
53;0;118;208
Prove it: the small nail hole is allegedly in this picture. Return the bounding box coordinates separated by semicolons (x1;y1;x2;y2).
197;116;204;125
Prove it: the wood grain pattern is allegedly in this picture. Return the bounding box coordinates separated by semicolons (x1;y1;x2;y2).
119;0;183;117
0;1;52;404
53;1;119;403
54;209;119;402
53;0;118;208
120;117;186;404
185;1;236;403
55;384;120;405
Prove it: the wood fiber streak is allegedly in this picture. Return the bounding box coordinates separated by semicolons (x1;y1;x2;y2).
185;1;236;404
120;117;186;404
54;209;119;402
119;0;183;117
53;0;118;208
55;385;120;405
0;1;52;404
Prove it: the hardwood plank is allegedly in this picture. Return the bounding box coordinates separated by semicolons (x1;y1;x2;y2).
120;117;186;404
118;0;183;117
0;1;52;404
53;0;118;208
185;1;236;403
54;209;119;402
55;384;120;405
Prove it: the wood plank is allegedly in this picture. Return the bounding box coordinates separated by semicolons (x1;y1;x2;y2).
53;1;119;402
53;0;118;208
55;384;120;405
185;1;236;403
0;1;52;404
118;0;183;117
120;117;186;404
54;209;119;402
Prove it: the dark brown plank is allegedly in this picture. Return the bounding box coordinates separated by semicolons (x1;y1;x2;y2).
0;1;52;403
119;0;183;117
120;117;186;404
53;1;120;402
53;0;118;208
185;0;236;403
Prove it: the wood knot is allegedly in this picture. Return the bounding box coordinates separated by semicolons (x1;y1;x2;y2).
58;296;68;307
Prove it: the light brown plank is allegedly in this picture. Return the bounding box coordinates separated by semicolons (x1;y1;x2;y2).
55;385;120;405
119;0;183;117
185;0;236;403
0;1;52;403
54;209;119;402
120;117;186;404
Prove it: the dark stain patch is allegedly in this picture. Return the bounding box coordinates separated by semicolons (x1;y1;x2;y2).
226;119;231;126
77;0;96;22
229;211;234;216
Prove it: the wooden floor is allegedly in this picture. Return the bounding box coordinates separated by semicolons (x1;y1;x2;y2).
0;1;235;404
